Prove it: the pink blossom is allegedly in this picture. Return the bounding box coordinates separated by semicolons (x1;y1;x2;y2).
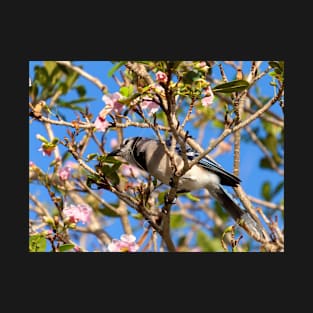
58;166;72;181
38;145;55;157
199;61;207;68
94;116;110;132
141;100;160;116
63;203;92;224
201;86;214;107
219;141;232;153
156;71;168;84
29;161;35;167
74;246;81;252
121;164;140;178
102;92;124;114
110;138;119;149
107;234;139;252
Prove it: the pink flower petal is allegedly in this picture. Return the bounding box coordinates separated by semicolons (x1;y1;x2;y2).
110;138;119;149
107;240;122;252
102;93;124;114
120;234;136;244
156;71;168;83
121;164;140;178
94;116;110;132
102;95;114;108
63;203;92;224
141;100;160;116
201;95;214;107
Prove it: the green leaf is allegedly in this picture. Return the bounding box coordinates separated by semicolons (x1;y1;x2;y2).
262;181;272;201
184;192;200;202
58;243;75;252
108;61;127;77
44;61;57;76
86;175;100;188
212;119;224;129
75;85;86;97
65;71;80;90
221;225;234;251
36;134;49;143
29;234;47;252
99;206;121;217
157;191;168;205
49;66;63;86
269;61;283;74
182;71;202;84
86;153;98;162
263;134;278;157
268;61;284;82
196;230;222;252
262;120;282;136
118;92;141;105
119;85;134;98
51;138;59;145
100;164;120;185
170;214;186;229
212;79;249;93
130;213;144;220
259;157;272;169
34;66;50;87
57;97;95;106
56;97;95;110
102;156;123;166
271;181;284;199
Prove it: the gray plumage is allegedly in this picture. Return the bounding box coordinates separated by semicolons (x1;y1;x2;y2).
108;136;263;238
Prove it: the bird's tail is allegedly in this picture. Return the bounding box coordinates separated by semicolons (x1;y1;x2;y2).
208;186;265;241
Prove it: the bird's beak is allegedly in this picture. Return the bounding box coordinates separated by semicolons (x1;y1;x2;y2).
107;149;121;157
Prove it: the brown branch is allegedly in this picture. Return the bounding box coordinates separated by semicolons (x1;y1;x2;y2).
218;63;228;82
33;114;170;131
125;62;154;85
184;82;284;171
247;195;284;212
243;107;284;128
247;93;284;123
56;61;108;93
181;99;196;129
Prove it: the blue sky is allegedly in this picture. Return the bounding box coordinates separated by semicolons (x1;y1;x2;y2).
29;61;284;251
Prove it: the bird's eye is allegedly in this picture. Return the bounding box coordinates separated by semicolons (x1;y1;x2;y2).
124;139;129;145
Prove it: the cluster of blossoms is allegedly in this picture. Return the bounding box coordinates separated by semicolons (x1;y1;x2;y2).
107;234;139;252
58;162;76;181
139;71;169;117
201;85;214;107
63;202;92;224
94;92;125;132
95;71;170;128
120;164;140;178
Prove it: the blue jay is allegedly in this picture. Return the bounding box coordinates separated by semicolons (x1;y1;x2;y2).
108;136;264;238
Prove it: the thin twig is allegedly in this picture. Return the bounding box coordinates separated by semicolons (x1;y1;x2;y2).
247;195;284;212
56;61;108;93
184;82;284;172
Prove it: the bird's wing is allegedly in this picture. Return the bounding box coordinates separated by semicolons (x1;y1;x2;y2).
166;139;241;187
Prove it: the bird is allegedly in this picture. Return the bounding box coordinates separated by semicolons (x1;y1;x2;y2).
108;136;264;239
